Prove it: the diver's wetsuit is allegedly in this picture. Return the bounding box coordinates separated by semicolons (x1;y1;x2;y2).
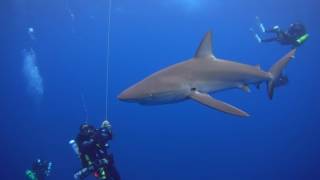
261;28;292;44
26;159;51;180
75;125;121;180
261;23;307;48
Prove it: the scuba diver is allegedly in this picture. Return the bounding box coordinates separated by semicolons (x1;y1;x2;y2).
251;16;309;48
25;159;52;180
70;120;121;180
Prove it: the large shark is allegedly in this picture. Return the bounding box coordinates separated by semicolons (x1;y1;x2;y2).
118;31;296;117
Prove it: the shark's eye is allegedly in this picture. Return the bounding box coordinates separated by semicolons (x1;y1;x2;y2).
191;87;197;91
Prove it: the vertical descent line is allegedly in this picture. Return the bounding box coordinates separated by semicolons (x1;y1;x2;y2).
81;93;89;123
106;0;112;120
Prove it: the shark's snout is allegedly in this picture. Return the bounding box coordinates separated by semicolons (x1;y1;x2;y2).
118;86;142;102
118;89;133;101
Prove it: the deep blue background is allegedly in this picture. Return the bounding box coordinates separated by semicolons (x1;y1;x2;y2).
1;0;320;179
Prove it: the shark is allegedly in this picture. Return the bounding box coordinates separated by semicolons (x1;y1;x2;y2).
118;31;296;117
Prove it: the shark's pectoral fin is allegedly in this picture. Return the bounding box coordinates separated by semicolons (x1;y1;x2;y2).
190;91;250;117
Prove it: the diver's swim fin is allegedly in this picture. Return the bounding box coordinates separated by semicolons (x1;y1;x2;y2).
190;91;250;117
250;28;262;43
256;16;266;33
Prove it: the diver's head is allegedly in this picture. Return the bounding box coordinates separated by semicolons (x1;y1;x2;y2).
290;22;302;27
80;124;95;137
290;23;305;31
32;159;48;170
101;120;111;129
32;159;42;168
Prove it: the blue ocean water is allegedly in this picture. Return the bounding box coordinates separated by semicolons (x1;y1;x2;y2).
1;0;320;179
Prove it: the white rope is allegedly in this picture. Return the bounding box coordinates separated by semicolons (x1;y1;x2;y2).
106;0;112;120
81;93;89;123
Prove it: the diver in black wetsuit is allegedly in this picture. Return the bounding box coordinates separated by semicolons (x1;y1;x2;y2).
251;17;309;48
25;159;52;180
71;120;121;180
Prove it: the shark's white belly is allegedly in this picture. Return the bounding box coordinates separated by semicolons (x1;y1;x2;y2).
191;80;236;93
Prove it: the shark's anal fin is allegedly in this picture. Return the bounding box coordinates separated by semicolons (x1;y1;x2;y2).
190;91;250;117
239;84;251;93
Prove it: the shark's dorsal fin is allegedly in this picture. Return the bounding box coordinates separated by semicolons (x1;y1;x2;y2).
194;31;215;59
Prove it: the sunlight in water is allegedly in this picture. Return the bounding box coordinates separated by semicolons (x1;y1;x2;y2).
174;0;202;11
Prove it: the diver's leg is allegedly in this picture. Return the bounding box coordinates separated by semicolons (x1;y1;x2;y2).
265;29;277;33
96;167;108;180
74;167;92;180
265;25;281;34
108;165;121;180
261;37;278;43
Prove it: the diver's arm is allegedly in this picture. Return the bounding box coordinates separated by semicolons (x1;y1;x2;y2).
101;120;113;140
76;134;96;150
80;139;95;150
100;127;113;141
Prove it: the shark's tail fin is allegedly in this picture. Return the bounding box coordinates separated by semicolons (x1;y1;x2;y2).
267;49;296;99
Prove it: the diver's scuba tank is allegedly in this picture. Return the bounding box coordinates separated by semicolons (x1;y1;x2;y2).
69;139;80;156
